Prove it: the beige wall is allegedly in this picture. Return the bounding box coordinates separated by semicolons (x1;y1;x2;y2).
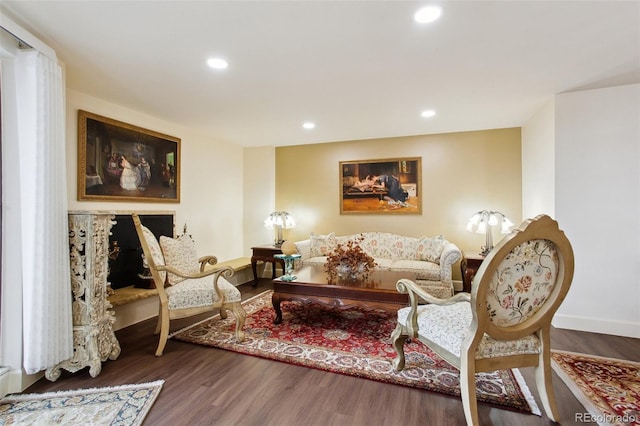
275;128;523;271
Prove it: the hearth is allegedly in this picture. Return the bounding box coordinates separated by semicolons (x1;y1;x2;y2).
108;213;174;289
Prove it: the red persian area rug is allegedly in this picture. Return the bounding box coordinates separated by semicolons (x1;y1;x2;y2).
172;291;540;414
551;350;640;426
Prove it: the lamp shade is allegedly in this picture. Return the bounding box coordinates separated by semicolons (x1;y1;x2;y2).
264;211;296;229
501;217;514;234
264;211;295;247
466;210;513;255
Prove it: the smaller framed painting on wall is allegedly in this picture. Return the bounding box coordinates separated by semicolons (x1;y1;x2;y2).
78;110;180;203
340;157;422;214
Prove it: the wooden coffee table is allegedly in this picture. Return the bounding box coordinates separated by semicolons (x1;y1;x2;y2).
271;265;413;324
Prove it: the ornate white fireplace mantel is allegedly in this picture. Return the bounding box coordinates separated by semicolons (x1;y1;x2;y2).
45;211;121;381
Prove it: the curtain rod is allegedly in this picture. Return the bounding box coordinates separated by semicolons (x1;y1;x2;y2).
1;26;33;49
0;13;57;63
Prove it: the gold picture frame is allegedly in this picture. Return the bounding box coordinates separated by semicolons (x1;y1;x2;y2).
78;110;180;203
340;157;422;214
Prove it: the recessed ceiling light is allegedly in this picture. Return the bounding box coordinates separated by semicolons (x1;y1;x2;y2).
414;6;442;24
421;109;436;118
302;122;315;130
207;57;228;69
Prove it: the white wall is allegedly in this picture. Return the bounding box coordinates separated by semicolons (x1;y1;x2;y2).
521;99;555;218
553;84;640;338
66;90;245;260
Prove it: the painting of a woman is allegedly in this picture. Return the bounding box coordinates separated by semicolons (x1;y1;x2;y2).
340;157;421;214
120;155;139;190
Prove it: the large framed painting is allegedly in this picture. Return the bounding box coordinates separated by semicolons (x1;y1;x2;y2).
78;110;180;202
340;157;422;214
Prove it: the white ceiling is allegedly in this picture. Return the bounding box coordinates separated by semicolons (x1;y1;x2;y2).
3;1;639;147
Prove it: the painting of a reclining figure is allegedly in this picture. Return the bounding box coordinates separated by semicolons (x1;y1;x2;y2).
340;157;421;214
78;110;180;202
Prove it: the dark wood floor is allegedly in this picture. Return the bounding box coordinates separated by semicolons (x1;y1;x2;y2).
25;279;640;426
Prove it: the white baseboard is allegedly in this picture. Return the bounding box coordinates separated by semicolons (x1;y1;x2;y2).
0;367;40;397
553;314;640;339
0;367;9;397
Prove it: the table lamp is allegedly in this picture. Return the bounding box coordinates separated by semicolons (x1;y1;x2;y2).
264;211;296;247
466;210;514;255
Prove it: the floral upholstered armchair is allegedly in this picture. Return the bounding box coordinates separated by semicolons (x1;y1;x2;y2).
132;213;246;356
391;215;574;425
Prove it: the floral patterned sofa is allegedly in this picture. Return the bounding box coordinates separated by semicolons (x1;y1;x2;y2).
293;232;461;298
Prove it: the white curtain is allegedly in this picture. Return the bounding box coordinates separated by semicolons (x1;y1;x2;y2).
15;50;72;374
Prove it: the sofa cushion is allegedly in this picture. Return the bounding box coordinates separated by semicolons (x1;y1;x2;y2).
310;232;337;257
305;256;327;267
358;232;390;259
390;259;440;281
160;234;200;285
294;239;310;259
372;258;393;270
415;236;446;263
393;236;419;260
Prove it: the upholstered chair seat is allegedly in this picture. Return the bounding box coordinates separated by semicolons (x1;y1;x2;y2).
397;303;541;360
165;275;241;310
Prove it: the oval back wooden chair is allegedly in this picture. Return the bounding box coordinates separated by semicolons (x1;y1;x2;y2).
132;213;246;356
391;214;574;425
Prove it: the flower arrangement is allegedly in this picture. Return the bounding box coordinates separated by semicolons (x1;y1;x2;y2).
325;236;377;283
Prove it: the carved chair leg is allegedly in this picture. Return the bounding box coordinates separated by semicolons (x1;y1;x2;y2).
231;303;247;343
219;308;228;319
460;362;479;426
391;323;409;371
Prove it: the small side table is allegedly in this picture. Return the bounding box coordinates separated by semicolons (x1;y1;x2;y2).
460;253;485;293
251;245;285;286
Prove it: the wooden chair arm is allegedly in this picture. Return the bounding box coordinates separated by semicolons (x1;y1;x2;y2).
157;265;234;303
157;265;234;280
198;255;219;272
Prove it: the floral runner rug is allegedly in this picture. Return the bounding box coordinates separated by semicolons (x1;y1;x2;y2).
172;290;540;415
551;350;640;426
0;380;164;426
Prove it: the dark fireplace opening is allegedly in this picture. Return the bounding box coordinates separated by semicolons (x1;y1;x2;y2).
108;213;174;289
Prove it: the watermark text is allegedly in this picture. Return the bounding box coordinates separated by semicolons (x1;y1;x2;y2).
575;412;638;424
